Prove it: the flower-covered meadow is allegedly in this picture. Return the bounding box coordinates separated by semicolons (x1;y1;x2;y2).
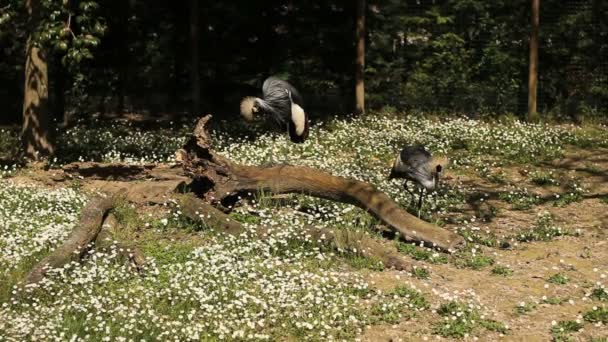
1;114;607;340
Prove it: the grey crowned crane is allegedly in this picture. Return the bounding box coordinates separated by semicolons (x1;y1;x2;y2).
388;145;446;218
240;77;310;143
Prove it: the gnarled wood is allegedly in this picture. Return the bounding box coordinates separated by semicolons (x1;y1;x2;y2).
176;193;245;236
61;162;186;181
24;196;114;285
95;213;146;272
179;115;465;252
177;193;412;270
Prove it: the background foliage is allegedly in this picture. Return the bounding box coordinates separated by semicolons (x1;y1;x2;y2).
1;0;607;125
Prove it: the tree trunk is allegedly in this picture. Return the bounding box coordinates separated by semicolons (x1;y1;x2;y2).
355;0;366;115
190;0;201;116
115;1;131;114
52;56;66;126
527;0;540;121
21;0;54;160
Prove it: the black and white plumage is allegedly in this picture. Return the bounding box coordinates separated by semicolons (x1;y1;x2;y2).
388;145;446;217
240;77;310;143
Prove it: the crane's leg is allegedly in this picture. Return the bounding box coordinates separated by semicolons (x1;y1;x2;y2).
403;180;415;205
417;188;425;218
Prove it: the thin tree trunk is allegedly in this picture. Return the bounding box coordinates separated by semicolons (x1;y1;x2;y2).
190;0;201;116
170;1;182;112
52;57;66;126
355;0;366;115
527;0;540;121
21;0;54;159
116;1;130;114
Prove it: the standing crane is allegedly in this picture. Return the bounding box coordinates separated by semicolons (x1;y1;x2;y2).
388;145;445;218
240;77;310;143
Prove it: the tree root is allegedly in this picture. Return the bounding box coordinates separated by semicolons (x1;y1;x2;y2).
94;213;147;273
23;196;147;287
23;196;115;285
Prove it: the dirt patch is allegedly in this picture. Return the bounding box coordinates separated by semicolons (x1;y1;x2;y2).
359;148;608;341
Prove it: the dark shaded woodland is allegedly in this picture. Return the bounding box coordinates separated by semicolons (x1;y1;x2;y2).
0;0;607;154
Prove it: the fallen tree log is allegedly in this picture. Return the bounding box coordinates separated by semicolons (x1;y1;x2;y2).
24;196;114;285
59;162;187;182
177;115;465;252
177;193;413;270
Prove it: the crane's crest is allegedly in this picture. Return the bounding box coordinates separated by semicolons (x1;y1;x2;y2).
240;96;257;121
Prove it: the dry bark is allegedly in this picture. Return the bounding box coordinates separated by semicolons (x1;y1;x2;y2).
94;213;146;272
176;193;245;236
61;162;186;181
178;115;465;252
22;0;54;159
177;193;412;270
355;0;366;114
24;196;114;285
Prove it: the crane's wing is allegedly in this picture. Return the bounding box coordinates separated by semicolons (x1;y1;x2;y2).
399;146;434;182
263;77;304;105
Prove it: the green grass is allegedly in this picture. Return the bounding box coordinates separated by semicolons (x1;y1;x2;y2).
0;252;51;304
529;171;558;186
550;320;583;342
452;251;495;270
392;286;429;310
590;287;608;301
229;211;263;225
347;255;385;271
547;273;569;285
569;126;608;149
584;306;608;324
369;301;407;324
458;228;501;247
514;214;575;242
554;193;584;207
0;127;21;160
412;267;430;279
499;190;541;210
0;183;87;304
395;242;448;264
140;240;197;264
434;301;508;338
515;302;537;314
368;286;430;324
491;265;513;277
553;181;585;207
542;297;567;305
478;167;508;184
